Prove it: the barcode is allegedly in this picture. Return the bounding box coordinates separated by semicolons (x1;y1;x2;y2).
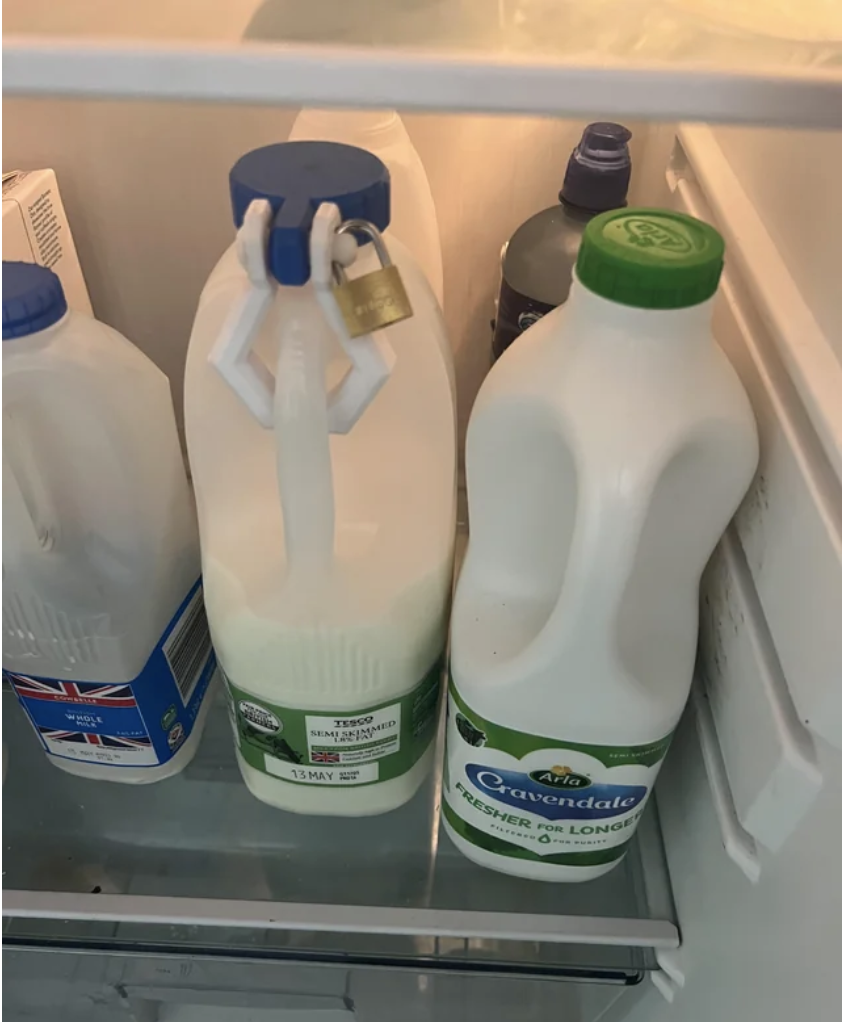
162;586;212;705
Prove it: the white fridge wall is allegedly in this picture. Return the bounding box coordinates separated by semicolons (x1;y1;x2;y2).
712;125;842;362
2;100;648;444
623;714;841;1022
622;122;842;1022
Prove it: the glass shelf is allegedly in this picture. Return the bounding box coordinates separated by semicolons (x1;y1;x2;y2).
4;0;840;128
3;686;678;981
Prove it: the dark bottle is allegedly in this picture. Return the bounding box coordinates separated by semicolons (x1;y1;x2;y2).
491;122;633;361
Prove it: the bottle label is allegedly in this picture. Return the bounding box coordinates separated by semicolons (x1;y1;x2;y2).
491;277;556;361
224;657;443;787
443;678;673;868
5;579;217;769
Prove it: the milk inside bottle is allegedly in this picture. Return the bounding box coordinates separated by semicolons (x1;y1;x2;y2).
184;142;456;816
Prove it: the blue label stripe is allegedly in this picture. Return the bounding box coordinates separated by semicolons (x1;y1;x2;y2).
5;577;215;768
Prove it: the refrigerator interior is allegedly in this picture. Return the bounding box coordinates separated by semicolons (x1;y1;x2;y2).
3;93;841;1022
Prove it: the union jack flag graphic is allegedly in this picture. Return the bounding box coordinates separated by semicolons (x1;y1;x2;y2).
7;674;137;708
37;727;152;751
311;751;340;764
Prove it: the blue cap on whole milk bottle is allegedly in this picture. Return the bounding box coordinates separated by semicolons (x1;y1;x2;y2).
229;141;391;287
559;123;633;213
2;261;68;340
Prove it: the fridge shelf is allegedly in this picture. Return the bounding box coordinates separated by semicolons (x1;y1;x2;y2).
2;686;679;982
3;0;841;128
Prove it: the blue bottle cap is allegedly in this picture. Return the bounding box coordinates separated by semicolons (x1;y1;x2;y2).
3;261;68;340
229;142;391;286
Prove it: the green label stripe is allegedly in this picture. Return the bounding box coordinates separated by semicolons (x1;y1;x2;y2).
442;799;631;867
449;677;672;767
226;656;443;787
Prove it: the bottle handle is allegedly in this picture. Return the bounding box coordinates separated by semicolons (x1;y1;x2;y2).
2;425;55;559
3;375;146;603
528;451;654;672
209;199;396;435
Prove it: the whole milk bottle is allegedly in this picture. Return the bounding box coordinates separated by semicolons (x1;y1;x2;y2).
444;210;758;880
2;262;216;782
184;142;456;816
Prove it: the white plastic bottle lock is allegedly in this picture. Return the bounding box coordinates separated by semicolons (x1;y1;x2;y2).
185;143;456;816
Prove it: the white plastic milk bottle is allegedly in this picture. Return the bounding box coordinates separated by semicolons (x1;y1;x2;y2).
444;210;758;881
2;262;217;783
184;142;456;816
289;109;444;305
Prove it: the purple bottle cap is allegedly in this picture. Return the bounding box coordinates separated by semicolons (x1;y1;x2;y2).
560;123;633;213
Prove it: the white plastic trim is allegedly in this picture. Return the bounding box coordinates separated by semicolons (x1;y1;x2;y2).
650;945;686;1002
3;37;841;128
651;968;679;1003
707;528;823;852
692;684;762;884
655;948;686;990
636;793;686;1003
1;891;680;949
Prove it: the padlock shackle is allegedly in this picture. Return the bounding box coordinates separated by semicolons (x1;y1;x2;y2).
336;218;392;266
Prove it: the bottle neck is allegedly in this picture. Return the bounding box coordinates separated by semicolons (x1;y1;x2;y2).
565;277;715;342
559;201;599;226
295;108;399;137
4;310;71;350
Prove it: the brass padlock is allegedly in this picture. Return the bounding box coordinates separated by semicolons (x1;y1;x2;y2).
331;220;413;339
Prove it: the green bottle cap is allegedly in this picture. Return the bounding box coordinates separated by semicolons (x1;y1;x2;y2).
576;209;725;310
